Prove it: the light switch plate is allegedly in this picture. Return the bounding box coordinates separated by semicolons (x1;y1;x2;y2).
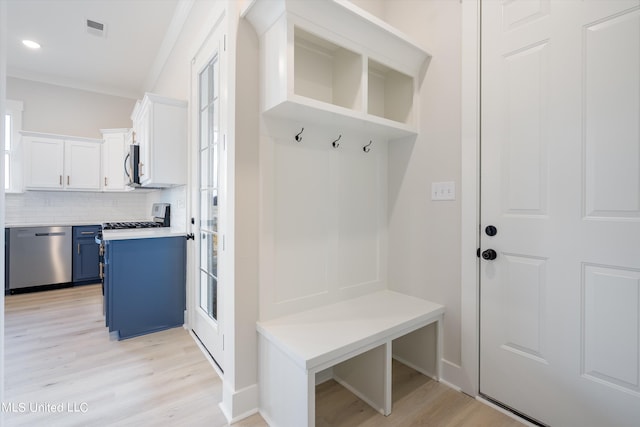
432;181;456;201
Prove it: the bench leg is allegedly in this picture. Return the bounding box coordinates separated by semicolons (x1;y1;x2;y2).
259;334;312;426
332;342;392;415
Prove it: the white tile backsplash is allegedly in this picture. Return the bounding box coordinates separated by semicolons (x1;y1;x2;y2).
4;191;150;225
147;186;187;229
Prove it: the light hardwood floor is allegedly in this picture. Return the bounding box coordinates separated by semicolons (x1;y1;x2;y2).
4;285;524;426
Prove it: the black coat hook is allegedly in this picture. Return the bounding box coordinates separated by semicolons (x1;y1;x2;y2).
332;134;342;148
363;140;373;153
295;127;304;142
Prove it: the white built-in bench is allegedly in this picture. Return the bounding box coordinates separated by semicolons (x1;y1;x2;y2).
257;290;445;427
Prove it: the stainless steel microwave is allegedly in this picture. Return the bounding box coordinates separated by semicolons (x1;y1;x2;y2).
125;144;141;187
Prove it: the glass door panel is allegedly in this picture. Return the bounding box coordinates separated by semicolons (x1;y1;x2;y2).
198;56;220;322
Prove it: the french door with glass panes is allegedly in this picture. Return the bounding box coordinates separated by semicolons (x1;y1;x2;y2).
191;21;225;369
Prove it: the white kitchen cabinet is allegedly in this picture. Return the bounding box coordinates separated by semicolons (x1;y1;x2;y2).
242;0;431;140
65;140;102;190
100;128;129;192
23;135;65;189
22;131;102;191
131;93;187;188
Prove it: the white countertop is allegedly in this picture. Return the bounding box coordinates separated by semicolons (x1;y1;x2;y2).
102;227;187;241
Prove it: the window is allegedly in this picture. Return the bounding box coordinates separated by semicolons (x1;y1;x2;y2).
4;100;24;192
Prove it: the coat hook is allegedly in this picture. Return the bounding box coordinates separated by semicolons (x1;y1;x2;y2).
363;140;373;153
332;134;342;148
295;127;304;142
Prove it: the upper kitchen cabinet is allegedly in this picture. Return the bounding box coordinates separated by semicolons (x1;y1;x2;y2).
131;93;187;188
241;0;431;140
23;131;102;191
100;128;130;192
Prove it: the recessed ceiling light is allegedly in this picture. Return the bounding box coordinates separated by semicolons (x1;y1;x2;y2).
22;40;41;49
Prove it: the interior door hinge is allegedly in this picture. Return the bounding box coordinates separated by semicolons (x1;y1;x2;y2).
223;134;226;151
224;34;226;52
222;235;225;251
222;334;225;350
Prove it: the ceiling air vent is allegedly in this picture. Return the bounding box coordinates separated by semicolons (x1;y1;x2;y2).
86;19;107;37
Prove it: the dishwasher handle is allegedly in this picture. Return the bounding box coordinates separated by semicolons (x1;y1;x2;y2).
34;232;66;237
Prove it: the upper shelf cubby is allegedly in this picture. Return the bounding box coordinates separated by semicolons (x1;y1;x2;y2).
294;28;362;112
241;0;431;140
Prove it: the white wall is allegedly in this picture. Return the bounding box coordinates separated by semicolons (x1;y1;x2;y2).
150;0;261;420
259;122;389;320
232;7;260;414
7;77;135;139
1;0;7;411
251;0;464;388
359;0;464;378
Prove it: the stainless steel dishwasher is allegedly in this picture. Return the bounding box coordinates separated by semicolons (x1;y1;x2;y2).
9;226;72;290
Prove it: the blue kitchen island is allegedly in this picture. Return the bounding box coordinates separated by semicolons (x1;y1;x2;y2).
102;228;186;340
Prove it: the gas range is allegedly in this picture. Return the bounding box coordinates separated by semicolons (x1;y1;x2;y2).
102;221;164;230
102;203;171;231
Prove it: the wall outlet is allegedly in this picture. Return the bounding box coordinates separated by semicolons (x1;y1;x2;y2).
432;181;456;201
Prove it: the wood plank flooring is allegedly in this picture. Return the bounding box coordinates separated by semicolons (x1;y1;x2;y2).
4;284;524;426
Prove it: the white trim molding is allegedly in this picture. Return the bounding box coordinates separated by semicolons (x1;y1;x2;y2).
460;0;481;396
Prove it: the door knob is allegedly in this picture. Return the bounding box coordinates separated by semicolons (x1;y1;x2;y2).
485;225;497;236
482;249;497;260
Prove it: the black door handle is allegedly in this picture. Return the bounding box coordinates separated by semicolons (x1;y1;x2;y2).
186;233;195;240
482;249;497;260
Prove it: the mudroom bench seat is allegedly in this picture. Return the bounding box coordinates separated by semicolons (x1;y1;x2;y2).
257;290;445;427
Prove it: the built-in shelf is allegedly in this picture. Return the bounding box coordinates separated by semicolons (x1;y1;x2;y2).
294;27;362;112
242;0;431;140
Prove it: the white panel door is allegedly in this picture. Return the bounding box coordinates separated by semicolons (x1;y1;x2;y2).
480;1;640;426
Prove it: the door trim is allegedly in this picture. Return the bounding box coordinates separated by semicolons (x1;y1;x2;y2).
460;0;481;397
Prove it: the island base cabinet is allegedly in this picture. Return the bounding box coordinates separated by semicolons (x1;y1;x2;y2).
72;225;101;284
104;237;186;340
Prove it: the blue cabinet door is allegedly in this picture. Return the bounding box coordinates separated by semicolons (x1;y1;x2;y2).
72;225;101;283
4;228;9;293
104;236;186;340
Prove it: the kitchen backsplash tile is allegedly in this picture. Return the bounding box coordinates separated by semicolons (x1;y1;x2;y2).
5;191;149;225
147;186;187;229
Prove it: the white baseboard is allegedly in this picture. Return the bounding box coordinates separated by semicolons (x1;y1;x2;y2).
221;382;259;424
439;377;462;393
189;330;259;423
392;354;436;379
441;358;473;394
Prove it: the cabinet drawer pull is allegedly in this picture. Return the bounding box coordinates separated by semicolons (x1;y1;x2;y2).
77;243;81;254
67;176;70;185
104;177;108;187
59;175;63;186
80;231;94;235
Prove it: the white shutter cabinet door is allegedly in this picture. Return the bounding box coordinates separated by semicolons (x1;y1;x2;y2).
102;132;127;191
25;137;65;189
64;140;101;190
